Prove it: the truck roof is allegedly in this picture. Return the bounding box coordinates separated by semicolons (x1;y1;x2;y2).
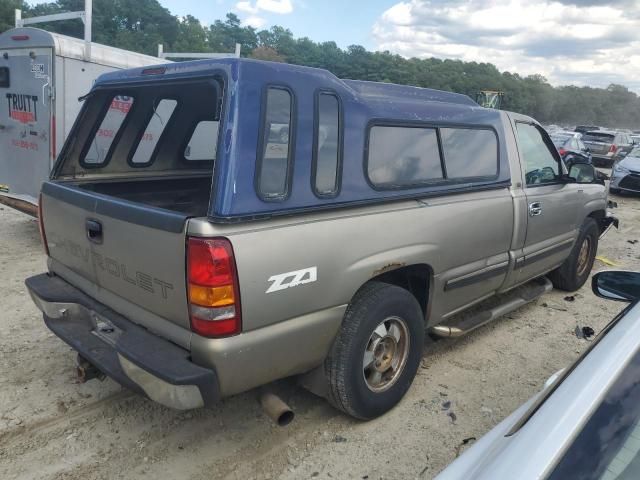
0;27;169;70
93;57;480;108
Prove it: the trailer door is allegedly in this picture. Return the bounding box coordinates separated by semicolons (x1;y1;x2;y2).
0;47;53;206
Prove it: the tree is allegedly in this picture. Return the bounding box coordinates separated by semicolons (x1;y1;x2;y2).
208;13;257;56
1;5;639;128
0;0;27;34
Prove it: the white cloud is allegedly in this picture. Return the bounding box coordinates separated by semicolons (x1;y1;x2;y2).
244;15;267;28
235;0;293;16
256;0;293;14
236;1;259;14
373;0;640;91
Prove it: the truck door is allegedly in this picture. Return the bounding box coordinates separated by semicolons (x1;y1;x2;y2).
514;121;582;282
0;46;53;205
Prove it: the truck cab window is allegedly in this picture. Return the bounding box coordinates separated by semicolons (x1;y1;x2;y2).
83;96;134;166
258;87;293;200
517;123;560;186
131;99;177;165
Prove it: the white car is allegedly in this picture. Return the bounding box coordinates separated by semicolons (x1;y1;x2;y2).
436;270;640;480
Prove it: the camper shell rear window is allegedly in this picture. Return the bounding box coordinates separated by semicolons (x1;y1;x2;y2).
56;77;223;177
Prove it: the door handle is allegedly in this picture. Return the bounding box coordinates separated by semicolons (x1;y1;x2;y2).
86;219;103;244
528;202;542;217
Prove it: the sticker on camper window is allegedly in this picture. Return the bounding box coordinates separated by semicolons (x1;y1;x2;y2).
5;93;39;124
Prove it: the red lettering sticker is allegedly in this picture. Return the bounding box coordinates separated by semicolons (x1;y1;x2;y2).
10;111;35;124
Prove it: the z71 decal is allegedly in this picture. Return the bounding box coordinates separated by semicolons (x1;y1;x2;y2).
266;267;318;294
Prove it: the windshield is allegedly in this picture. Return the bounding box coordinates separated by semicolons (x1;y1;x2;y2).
547;347;640;480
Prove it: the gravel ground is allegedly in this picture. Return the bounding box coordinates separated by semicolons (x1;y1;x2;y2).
1;191;639;480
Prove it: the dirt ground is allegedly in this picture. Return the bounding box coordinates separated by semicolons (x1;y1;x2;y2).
1;191;640;480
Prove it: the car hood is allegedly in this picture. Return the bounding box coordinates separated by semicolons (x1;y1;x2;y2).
620;155;640;171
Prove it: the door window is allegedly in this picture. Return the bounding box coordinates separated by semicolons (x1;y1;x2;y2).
516;123;560;186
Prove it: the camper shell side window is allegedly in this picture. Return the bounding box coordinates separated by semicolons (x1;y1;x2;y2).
256;85;296;201
364;121;500;191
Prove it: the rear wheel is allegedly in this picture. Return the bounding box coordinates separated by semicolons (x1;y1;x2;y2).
549;218;599;291
324;282;424;419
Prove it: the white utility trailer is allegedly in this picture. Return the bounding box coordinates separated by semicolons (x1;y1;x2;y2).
0;8;169;215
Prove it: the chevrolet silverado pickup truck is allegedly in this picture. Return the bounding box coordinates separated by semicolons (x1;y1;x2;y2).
26;58;617;420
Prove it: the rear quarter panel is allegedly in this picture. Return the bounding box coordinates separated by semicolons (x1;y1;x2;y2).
190;187;514;333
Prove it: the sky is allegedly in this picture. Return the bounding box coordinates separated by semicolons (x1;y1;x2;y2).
35;0;640;91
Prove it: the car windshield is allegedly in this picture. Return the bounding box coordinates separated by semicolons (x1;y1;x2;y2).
547;347;640;480
583;132;615;142
629;147;640;158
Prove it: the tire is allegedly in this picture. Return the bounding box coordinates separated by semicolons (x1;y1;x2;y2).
324;281;425;419
549;218;599;292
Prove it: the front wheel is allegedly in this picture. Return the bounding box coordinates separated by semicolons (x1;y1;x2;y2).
549;218;599;291
324;282;425;419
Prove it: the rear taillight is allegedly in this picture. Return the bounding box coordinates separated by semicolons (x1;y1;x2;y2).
37;193;49;256
558;148;567;156
609;144;618;154
187;237;241;338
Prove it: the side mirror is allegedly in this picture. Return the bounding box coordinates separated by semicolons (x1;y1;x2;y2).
569;163;596;184
592;271;640;302
585;147;591;153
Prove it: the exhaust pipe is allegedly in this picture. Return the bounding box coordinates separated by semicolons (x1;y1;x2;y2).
259;391;294;426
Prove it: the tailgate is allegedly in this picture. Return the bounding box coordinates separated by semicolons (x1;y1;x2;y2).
583;141;610;155
583;135;614;155
41;182;191;329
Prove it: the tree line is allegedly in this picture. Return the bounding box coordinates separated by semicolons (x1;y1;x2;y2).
2;0;639;129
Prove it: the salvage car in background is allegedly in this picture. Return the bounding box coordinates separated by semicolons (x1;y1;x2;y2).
610;147;640;194
549;131;591;167
582;130;634;168
436;270;640;480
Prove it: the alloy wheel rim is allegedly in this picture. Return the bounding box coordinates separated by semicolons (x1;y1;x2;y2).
362;316;410;392
576;237;592;277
